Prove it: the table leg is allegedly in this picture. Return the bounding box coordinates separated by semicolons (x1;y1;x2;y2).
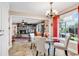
48;48;50;56
53;48;55;56
48;42;51;56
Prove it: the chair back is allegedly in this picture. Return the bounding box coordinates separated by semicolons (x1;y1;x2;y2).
30;33;35;42
64;33;71;49
35;37;46;53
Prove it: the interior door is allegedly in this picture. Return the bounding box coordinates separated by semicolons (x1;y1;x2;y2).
0;3;9;56
0;34;3;55
0;7;2;56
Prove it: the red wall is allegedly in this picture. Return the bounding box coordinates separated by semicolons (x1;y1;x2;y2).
78;6;79;54
53;15;59;39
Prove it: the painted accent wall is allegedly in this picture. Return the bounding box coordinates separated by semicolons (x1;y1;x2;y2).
53;15;59;39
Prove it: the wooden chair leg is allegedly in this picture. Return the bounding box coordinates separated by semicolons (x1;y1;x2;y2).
53;48;55;56
30;43;32;49
36;51;38;56
64;50;68;56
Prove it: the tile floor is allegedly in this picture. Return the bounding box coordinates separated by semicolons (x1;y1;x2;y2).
9;40;78;56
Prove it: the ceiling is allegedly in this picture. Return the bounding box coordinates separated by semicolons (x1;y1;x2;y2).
10;2;79;23
10;15;44;24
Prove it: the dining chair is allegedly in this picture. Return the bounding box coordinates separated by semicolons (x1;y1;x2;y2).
35;37;46;56
53;33;71;56
30;33;35;42
30;36;41;49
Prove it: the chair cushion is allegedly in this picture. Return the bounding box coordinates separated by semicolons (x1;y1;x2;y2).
54;42;65;49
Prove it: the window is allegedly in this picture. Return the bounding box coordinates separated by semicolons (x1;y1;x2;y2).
59;10;78;41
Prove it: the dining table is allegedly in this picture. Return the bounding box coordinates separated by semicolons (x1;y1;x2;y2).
45;37;60;56
30;37;60;56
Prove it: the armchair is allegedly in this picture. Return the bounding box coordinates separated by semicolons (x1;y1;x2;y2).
53;33;71;56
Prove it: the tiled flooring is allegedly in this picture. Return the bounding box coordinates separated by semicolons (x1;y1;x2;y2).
9;40;78;56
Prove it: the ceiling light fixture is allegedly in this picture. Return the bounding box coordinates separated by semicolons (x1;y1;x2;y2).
45;2;58;17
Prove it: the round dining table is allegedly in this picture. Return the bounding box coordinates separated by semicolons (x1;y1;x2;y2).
45;39;54;56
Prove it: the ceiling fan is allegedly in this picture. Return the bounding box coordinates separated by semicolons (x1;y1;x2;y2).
21;20;28;27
